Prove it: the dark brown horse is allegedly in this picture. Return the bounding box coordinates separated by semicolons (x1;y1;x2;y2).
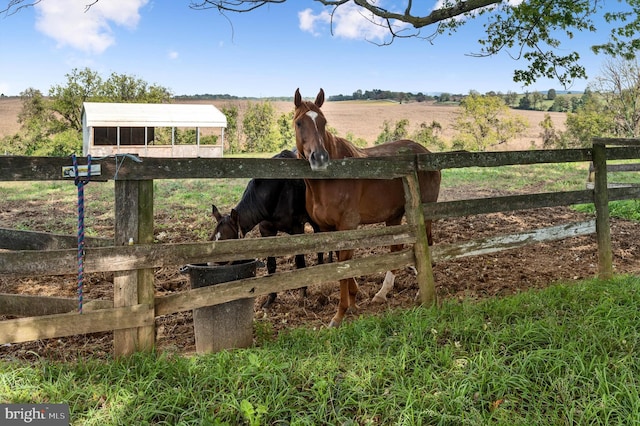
210;150;329;308
294;88;441;327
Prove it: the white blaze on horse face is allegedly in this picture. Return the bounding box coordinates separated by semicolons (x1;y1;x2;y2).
306;110;319;130
214;231;221;241
304;110;329;171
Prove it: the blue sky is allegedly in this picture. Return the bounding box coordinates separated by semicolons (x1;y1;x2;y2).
0;1;621;98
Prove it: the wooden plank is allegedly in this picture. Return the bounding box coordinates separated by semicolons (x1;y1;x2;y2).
585;182;638;190
416;148;592;170
605;146;640;161
0;155;416;181
0;225;416;276
430;220;595;261
592;138;640;146
608;186;640;201
592;144;613;279
0;294;111;317
589;162;640;173
2;148;639;182
155;249;415;317
113;180;141;356
136;180;155;351
0;228;112;251
0;304;153;344
402;172;436;306
423;190;594;220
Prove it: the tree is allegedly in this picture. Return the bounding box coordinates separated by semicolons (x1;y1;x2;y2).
48;68;103;133
12;88;64;154
100;72;172;103
504;91;519;107
276;111;295;151
531;91;545;110
6;68;173;156
539;114;562;148
375;119;409;145
48;68;172;133
453;92;528;151
549;95;570;112
221;104;240;153
412;121;445;151
589;58;640;137
242;101;279;152
518;93;532;110
547;89;557;100
564;92;616;147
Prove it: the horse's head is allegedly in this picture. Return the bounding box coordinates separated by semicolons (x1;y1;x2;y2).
210;204;242;241
294;88;330;171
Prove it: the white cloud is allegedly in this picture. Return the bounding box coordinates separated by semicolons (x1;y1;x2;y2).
298;8;330;36
35;0;148;54
168;50;179;60
298;3;402;42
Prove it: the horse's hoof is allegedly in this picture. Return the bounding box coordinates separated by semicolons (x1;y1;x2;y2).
328;319;341;328
371;294;387;304
261;292;277;309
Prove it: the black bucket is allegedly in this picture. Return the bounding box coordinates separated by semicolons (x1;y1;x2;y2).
183;260;257;353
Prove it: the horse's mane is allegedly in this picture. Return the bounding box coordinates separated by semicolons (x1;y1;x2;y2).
233;149;297;231
327;133;367;159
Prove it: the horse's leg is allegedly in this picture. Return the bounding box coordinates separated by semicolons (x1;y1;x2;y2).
310;221;328;266
329;249;358;328
260;256;278;308
294;253;308;300
372;217;404;303
259;223;279;309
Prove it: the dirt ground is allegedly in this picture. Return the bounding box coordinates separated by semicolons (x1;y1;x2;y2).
1;185;638;362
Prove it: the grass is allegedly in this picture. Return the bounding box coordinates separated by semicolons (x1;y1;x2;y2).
441;161;591;193
1;275;639;424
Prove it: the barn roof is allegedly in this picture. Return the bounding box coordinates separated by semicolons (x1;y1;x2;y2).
82;102;227;128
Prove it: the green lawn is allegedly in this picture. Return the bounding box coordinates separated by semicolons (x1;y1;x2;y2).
1;276;639;425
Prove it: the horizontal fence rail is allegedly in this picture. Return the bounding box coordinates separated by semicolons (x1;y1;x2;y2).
1;146;639;181
0;225;415;276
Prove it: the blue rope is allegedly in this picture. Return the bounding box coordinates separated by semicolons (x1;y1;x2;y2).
73;154;91;313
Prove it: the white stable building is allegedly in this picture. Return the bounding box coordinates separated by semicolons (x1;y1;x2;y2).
82;102;227;158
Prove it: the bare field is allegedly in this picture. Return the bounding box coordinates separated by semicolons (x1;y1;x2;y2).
1;97;567;151
0;97;21;137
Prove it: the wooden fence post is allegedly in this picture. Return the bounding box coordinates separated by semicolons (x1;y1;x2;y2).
114;179;155;356
402;171;437;306
592;142;613;279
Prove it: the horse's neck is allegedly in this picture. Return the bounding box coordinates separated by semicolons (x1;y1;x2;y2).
235;188;269;234
325;132;365;158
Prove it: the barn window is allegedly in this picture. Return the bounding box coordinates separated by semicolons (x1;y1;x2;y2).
94;127;155;146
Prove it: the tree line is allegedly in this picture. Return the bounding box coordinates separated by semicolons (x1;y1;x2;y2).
2;58;640;156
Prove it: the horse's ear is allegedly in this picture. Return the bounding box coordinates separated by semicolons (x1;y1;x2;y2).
212;204;222;221
315;88;325;108
294;88;302;107
230;208;239;224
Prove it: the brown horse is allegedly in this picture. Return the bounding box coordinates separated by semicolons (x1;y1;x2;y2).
294;88;441;327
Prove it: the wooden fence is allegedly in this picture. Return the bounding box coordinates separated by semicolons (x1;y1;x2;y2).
1;140;639;356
